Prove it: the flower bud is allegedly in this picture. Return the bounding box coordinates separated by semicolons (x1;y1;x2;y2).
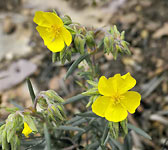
48;104;66;124
120;119;128;137
109;122;119;139
36;90;66;124
74;34;85;54
103;36;114;54
85;31;95;48
62;15;72;25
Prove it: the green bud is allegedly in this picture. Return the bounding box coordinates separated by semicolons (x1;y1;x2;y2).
38;97;48;109
2;129;9;150
74;34;85;54
57;104;66;119
109;122;119;139
85;31;95;48
120;119;128;137
104;36;114;54
62;15;72;25
10;134;20;150
0;125;6;144
121;31;125;40
51;105;64;121
45;90;64;103
48;104;66;124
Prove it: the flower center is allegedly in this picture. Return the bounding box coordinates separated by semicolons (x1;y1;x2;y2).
50;25;61;38
111;94;123;105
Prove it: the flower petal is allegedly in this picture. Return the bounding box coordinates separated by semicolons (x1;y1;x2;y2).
22;122;32;138
92;96;111;117
110;73;136;95
105;103;128;122
61;27;72;46
33;11;63;27
120;72;136;93
36;26;54;45
120;91;141;114
98;76;116;96
47;36;65;52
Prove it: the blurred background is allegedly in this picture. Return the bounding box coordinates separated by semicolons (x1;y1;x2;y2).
0;0;168;149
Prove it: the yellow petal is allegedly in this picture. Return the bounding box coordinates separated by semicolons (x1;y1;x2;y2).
112;73;136;95
120;72;136;93
105;103;128;122
120;91;141;114
92;96;111;117
47;36;65;52
33;11;63;27
36;26;54;45
98;76;116;96
61;27;72;46
22;122;32;138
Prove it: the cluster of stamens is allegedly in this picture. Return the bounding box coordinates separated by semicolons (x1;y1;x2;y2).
111;94;124;105
50;25;61;38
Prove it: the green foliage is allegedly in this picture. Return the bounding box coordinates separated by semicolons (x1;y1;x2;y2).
0;11;150;150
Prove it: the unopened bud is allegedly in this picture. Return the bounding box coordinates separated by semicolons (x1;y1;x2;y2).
85;31;95;48
62;15;72;25
74;34;85;54
120;119;128;137
109;122;119;139
103;36;113;54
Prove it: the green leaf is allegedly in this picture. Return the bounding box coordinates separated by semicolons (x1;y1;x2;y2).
72;118;87;126
86;141;99;150
76;111;98;118
82;88;99;96
65;53;90;79
66;116;82;125
109;137;123;150
56;125;85;132
127;123;152;140
9;100;23;111
43;123;51;150
123;133;132;150
63;94;87;105
101;122;109;146
26;78;36;104
87;80;98;87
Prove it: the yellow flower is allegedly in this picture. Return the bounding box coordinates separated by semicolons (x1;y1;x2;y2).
33;11;72;52
92;73;141;122
22;122;32;137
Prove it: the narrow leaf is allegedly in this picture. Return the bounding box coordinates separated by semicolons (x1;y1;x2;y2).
26;78;35;103
65;53;89;79
101;122;109;145
123;133;132;150
63;94;87;105
56;125;85;132
76;111;98;118
128;123;152;140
